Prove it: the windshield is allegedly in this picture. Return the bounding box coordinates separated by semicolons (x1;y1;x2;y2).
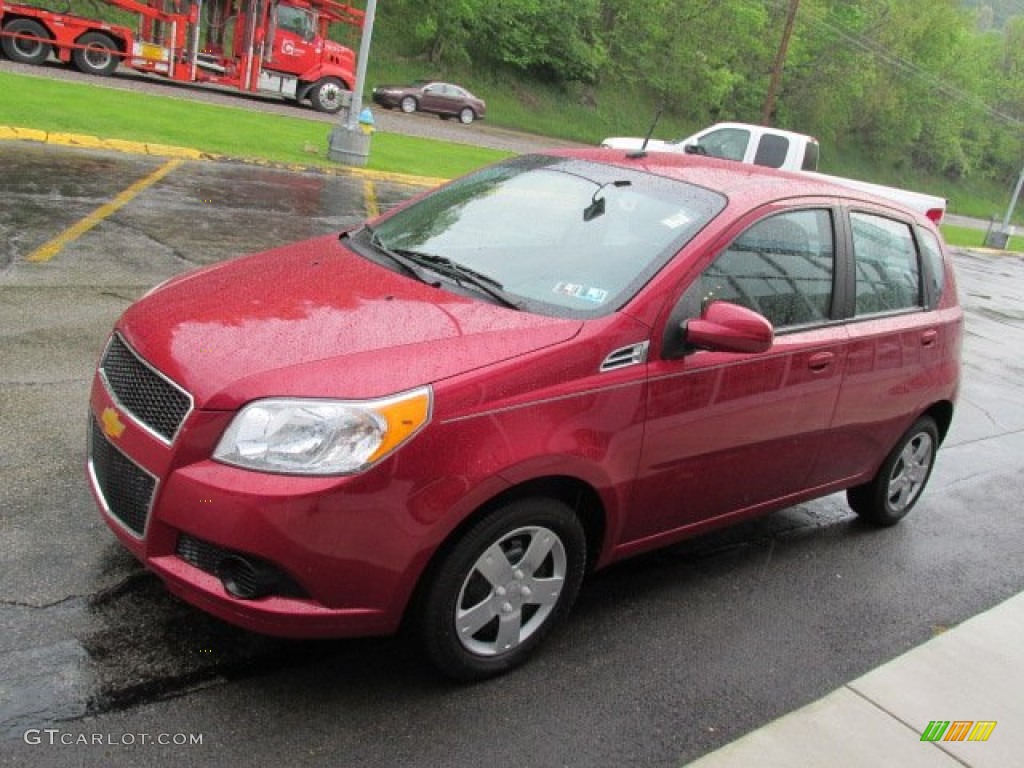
364;155;726;317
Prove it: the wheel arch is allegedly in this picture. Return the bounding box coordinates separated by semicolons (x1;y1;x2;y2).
401;474;607;630
924;400;954;444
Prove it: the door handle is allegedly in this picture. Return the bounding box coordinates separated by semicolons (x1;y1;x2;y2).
921;329;938;347
808;352;835;371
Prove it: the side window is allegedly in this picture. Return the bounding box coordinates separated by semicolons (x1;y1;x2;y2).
850;212;922;315
917;228;946;306
696;128;751;162
753;135;790;168
695;209;835;329
801;141;820;171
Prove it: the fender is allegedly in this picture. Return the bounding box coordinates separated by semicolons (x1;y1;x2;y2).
295;63;353;102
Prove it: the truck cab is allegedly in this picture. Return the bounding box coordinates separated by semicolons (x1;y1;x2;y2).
684;122;820;171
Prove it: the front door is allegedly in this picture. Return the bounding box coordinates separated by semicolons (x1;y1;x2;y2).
624;206;848;545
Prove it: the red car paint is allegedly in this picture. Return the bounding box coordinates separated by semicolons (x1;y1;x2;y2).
88;150;962;655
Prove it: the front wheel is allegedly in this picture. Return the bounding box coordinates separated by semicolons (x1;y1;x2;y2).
458;107;475;125
1;19;52;65
417;498;586;680
847;415;939;526
399;96;417;114
72;32;119;76
309;77;347;113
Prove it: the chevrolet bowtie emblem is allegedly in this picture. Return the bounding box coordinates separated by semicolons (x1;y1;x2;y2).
101;407;126;439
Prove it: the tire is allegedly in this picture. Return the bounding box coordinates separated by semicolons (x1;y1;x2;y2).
458;107;475;125
2;19;51;65
399;96;417;114
847;415;939;527
417;498;586;681
309;77;346;113
71;32;119;76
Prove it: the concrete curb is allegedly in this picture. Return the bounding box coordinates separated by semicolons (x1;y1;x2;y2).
0;124;446;188
686;592;1024;767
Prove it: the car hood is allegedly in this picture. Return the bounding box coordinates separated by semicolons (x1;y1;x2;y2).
118;234;583;409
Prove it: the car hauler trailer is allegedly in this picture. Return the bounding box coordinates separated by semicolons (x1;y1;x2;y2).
0;0;363;112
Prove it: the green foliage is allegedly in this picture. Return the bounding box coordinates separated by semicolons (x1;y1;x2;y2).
5;0;1023;213
371;0;1022;188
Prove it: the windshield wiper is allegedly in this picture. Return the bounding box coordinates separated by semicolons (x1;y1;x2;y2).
350;227;522;310
358;226;440;287
392;249;524;310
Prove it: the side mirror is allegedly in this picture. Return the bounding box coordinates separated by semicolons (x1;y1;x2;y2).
684;301;773;354
684;143;707;156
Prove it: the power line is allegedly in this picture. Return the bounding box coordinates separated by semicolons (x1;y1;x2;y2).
761;0;1023;128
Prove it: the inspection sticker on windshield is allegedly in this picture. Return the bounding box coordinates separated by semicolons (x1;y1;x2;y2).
554;282;609;304
661;211;694;229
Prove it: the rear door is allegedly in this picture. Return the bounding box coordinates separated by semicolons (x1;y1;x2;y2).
421;83;460;114
813;207;954;485
624;203;848;545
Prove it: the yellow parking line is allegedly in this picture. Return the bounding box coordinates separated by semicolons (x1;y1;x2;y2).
363;178;380;219
26;158;184;263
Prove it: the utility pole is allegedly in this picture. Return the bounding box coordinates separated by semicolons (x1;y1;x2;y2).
762;0;800;126
985;165;1024;249
328;0;378;166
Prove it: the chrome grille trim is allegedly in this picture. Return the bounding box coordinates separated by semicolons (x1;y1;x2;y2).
98;332;193;445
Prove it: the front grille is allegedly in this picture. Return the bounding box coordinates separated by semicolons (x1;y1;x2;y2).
89;418;156;537
100;333;191;443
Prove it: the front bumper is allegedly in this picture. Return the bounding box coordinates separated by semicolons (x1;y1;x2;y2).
87;364;426;639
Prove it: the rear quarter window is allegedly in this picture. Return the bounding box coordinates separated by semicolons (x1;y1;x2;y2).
916;228;946;306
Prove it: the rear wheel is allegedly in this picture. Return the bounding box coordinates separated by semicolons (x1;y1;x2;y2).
309;77;346;113
847;416;939;526
2;19;51;65
72;32;119;76
417;498;586;680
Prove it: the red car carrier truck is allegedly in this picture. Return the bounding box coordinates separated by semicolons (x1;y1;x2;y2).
0;0;363;112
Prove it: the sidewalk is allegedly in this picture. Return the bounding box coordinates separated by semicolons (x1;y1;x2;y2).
686;591;1023;767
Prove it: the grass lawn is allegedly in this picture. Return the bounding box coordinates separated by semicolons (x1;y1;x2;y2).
0;70;510;179
942;223;1022;253
3;69;1021;254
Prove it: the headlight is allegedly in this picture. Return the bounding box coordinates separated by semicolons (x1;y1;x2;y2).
213;387;432;475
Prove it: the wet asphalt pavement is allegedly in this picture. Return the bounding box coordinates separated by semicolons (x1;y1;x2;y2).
1;141;1023;767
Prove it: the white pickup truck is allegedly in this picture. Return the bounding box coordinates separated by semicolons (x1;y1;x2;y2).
601;122;947;223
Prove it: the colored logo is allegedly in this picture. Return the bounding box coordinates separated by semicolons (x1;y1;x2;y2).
101;407;126;439
921;720;996;742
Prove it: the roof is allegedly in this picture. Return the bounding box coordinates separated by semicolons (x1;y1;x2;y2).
548;147;930;224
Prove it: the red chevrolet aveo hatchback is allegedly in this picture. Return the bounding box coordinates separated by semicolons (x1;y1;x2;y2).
88;150;962;679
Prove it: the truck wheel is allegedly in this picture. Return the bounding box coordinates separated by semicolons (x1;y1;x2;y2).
2;19;52;65
416;498;586;680
71;32;119;77
309;78;347;114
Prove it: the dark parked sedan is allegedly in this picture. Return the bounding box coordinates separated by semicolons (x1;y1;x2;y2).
371;80;486;124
